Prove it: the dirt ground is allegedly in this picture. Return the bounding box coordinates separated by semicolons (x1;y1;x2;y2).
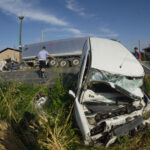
0;121;27;150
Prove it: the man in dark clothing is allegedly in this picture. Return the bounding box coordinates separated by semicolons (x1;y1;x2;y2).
37;46;55;70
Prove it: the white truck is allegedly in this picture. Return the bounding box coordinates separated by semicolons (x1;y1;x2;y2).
22;37;88;67
69;37;150;146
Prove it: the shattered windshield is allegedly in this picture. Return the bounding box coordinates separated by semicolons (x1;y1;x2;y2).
87;68;143;93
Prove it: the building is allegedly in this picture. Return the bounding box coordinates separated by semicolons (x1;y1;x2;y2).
143;46;150;55
0;48;21;63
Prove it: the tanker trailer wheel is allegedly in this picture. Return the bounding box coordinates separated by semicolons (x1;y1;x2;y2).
49;59;57;67
71;58;80;66
59;59;69;67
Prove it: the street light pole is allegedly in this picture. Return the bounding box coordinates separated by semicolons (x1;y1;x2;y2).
18;16;24;50
41;27;43;42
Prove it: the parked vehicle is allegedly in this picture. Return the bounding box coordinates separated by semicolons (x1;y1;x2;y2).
2;60;20;71
22;37;88;67
69;37;150;146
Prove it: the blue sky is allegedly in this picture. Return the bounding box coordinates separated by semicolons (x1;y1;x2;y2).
0;0;150;51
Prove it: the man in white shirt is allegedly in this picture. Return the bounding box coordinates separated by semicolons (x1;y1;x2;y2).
37;46;55;70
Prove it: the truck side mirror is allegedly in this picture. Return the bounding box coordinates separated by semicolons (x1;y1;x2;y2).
69;90;75;98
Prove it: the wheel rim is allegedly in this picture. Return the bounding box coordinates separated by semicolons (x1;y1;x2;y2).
60;60;67;67
72;59;79;66
50;60;56;66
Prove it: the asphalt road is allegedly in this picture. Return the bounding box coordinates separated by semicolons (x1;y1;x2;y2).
1;64;150;86
140;62;150;76
143;66;150;75
0;67;79;86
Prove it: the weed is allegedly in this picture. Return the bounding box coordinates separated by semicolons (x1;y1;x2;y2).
142;75;150;97
0;75;150;150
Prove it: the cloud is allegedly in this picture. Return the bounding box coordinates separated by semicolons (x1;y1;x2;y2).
64;28;82;35
43;27;82;36
66;0;86;16
100;27;119;37
0;0;68;26
43;28;58;32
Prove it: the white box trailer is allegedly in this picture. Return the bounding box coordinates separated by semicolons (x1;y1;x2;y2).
69;37;150;146
22;37;88;67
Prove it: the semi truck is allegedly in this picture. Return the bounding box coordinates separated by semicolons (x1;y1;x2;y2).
22;37;89;67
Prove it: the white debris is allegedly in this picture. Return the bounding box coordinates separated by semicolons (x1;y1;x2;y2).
34;97;48;109
0;61;6;71
143;118;150;125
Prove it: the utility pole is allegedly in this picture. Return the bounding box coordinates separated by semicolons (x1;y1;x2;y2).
18;16;24;50
139;40;141;52
139;40;143;61
41;28;43;42
18;16;24;63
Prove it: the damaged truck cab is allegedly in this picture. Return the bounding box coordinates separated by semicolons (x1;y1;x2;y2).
70;37;150;146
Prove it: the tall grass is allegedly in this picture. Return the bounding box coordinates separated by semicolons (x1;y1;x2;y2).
37;76;80;150
0;75;150;150
0;76;80;150
38;106;79;150
0;82;48;123
142;75;150;97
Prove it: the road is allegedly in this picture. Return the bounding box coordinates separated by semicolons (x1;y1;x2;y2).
140;62;150;76
0;63;150;86
143;66;150;75
0;67;79;86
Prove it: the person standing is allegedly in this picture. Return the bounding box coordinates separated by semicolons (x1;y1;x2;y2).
134;47;139;59
134;47;142;61
37;46;55;70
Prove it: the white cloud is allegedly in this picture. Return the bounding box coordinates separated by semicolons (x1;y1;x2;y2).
66;0;86;16
43;27;82;36
43;28;58;32
0;0;68;26
100;27;119;37
64;28;82;35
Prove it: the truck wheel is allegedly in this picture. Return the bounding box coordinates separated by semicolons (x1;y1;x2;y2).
72;58;80;66
49;60;57;67
59;60;69;67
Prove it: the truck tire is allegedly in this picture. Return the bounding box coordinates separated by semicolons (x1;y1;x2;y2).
49;59;57;67
71;58;80;66
59;59;69;67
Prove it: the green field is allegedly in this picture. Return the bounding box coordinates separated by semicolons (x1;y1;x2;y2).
0;76;150;150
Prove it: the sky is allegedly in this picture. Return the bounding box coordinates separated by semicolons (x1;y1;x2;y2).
0;0;150;51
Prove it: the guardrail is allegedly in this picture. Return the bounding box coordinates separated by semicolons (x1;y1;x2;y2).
140;61;150;71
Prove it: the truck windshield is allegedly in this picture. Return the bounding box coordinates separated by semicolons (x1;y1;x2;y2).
87;68;143;94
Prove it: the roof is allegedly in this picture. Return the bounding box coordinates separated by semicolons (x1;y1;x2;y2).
0;48;20;53
143;46;150;51
90;37;144;77
22;37;89;58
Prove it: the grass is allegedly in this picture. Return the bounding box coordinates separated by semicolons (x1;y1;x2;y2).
0;75;150;150
0;76;81;150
